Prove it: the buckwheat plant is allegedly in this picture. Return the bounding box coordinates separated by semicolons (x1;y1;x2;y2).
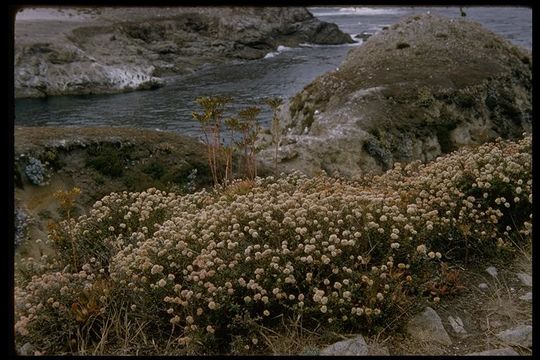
15;135;531;355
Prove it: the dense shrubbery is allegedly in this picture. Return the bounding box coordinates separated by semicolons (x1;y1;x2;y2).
14;136;532;355
24;157;50;185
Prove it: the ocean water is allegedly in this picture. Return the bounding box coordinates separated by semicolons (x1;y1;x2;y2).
14;6;532;140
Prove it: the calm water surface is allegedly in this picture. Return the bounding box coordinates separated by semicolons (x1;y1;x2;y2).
15;6;532;140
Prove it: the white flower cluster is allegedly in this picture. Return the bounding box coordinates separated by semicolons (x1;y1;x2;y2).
14;136;532;354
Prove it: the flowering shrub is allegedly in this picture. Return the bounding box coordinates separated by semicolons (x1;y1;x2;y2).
24;157;49;186
14;136;532;355
14;207;31;247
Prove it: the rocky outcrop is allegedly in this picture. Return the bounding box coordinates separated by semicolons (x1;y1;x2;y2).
320;335;369;356
406;307;453;346
14;7;353;98
258;14;532;177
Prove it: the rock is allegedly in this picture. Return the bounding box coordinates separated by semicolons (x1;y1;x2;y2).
516;273;532;287
495;325;532;348
448;315;467;334
320;335;369;356
466;347;519;356
258;13;531;178
14;206;32;247
15;7;352;98
485;266;498;278
356;31;374;41
278;147;299;162
478;283;489;290
18;343;34;356
406;307;452;346
519;292;532;302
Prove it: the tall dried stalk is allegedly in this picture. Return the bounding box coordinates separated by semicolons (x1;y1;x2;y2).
235;107;261;180
192;96;232;187
265;97;283;172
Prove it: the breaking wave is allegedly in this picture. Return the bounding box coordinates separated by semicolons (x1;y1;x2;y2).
311;7;405;17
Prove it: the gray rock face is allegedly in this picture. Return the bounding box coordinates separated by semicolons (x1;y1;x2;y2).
258;13;532;178
448;315;467;334
496;325;532;348
320;335;369;356
519;292;532;302
406;307;452;346
486;266;498;278
15;7;353;98
516;273;532;287
466;347;519;356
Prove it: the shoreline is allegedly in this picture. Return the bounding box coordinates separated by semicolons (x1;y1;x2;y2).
14;7;353;99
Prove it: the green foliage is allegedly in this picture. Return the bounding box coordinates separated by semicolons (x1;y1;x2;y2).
453;92;476;108
86;146;129;178
142;161;166;180
192;96;263;186
40;148;63;170
417;87;435;108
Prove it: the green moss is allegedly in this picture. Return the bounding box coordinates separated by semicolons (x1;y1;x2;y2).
93;174;105;186
142;161;166;180
417;87;435;108
40;148;62;170
161;163;196;186
86;145;131;178
122;171;157;191
453;93;476;108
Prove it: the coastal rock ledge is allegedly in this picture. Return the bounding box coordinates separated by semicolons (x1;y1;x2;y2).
259;14;532;177
14;7;353;98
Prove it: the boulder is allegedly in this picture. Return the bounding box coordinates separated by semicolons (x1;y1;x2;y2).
320;335;369;356
258;14;532;177
516;273;532;287
495;325;532;348
406;307;452;346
